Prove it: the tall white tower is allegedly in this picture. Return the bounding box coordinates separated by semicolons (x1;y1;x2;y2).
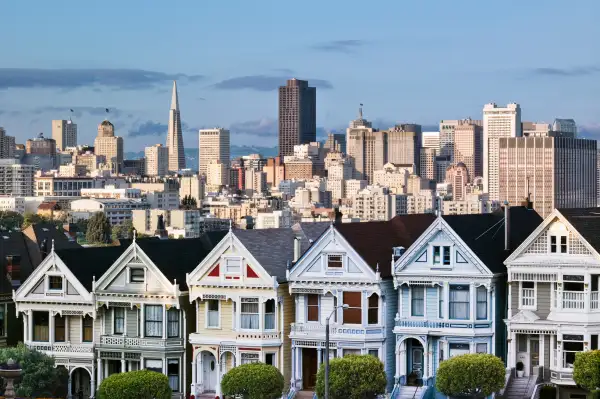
483;102;522;200
166;81;186;172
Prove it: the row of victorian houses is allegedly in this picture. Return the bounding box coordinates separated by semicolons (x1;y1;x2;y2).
3;206;600;399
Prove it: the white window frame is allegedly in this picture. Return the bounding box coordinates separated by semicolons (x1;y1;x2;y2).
326;253;344;270
438;286;444;319
240;352;260;365
264;352;277;367
113;307;126;335
519;281;537;310
410;286;425;317
46;274;64;293
306;294;320;323
476;343;488;353
549;234;568;254
240;298;260;330
224;256;243;275
205;300;221;329
129;267;145;284
431;244;453;267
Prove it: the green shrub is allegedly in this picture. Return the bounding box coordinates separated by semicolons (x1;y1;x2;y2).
539;385;557;399
591;389;600;399
435;353;505;398
573;350;600;391
221;362;284;399
0;343;68;398
315;354;387;399
97;369;171;399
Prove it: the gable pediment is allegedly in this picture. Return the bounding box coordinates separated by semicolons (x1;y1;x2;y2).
509;310;540;323
187;232;276;288
395;218;491;276
289;227;376;281
15;251;91;303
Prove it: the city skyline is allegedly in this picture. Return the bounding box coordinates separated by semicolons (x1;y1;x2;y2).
0;0;599;151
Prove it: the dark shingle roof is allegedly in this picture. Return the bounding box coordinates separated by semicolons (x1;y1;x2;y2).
55;231;227;291
234;228;296;281
0;231;33;294
442;206;542;273
558;208;600;252
292;222;330;253
335;214;437;277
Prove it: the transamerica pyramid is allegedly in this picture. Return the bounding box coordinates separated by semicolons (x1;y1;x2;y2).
166;80;186;171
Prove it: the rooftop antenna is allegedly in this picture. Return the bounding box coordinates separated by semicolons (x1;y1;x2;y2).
359;103;364;119
51;239;55;252
105;108;110;120
69;109;74;122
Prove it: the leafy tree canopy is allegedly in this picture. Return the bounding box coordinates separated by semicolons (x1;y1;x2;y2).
111;219;134;241
436;353;505;398
0;210;24;231
86;212;112;244
574;350;600;391
221;362;284;399
315;354;387;399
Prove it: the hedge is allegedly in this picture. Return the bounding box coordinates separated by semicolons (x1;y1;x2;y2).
97;370;171;399
315;354;387;399
221;362;284;399
539;385;556;399
435;353;505;398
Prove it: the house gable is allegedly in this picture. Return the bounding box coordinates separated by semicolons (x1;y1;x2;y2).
94;240;175;295
186;231;278;296
505;210;599;265
14;249;92;303
394;217;492;278
288;226;378;282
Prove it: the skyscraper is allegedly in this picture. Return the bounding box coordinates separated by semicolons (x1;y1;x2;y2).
52;119;77;150
0;128;16;159
483;103;522;200
94;120;123;174
198;128;231;177
499;136;596;217
278;79;316;157
145;144;169;176
552;118;577;137
387;124;422;174
346;110;385;183
454;120;483;181
167;81;186;172
422;131;440;150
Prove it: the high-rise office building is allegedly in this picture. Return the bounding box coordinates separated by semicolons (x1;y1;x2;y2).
0;159;35;196
422;131;440;150
52;119;77;150
483;103;522;200
552;118;577;137
26;133;56;155
420;148;437;181
387;124;422;174
454;120;483;181
346;112;385;183
199;128;231;177
0;127;16;159
440;119;483;162
166;81;186;172
324;133;346;154
94;120;124;174
145;144;169;176
278;79;316;157
499;136;596;217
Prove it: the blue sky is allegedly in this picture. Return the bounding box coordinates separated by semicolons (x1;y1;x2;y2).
0;0;599;151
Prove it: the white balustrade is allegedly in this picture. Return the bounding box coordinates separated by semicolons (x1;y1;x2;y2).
561;291;585;310
591;292;599;310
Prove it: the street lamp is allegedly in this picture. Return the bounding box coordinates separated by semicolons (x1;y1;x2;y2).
325;303;349;399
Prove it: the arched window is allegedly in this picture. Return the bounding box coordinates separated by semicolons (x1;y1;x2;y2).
368;294;379;325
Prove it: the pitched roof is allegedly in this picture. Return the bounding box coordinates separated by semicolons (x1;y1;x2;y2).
292;222;330;253
55;231;227;291
442;206;542;273
234;228;297;281
335;214;437;277
22;223;81;268
557;208;600;252
0;231;33;294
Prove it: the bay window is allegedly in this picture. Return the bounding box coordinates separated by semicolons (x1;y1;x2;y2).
411;287;424;317
167;359;179;392
241;298;259;330
145;305;163;337
521;281;536;308
563;335;584;368
167;308;179;338
343;292;362;324
264;299;275;330
449;285;469;320
476;286;487;320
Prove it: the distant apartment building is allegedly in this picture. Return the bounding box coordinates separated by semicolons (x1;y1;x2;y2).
179;175;204;204
198;128;230;176
145;144;169;176
34;176;96;197
439;119;483;162
454;119;483;181
94;120;123;174
441;193;500;215
70;198;148;225
263;156;285;188
387;124;422;175
422;131;440;150
499;136;597;217
26;133;56;156
51;119;77;150
72;152;105;173
553;118;577;137
373;163;410;194
81;185;142;199
346;113;384;183
255;209;293;229
0;160;36;196
206;161;229;191
58;164;87;177
420;148;437;181
445;163;470;201
0;196;25;213
351;186;408;221
132;209;229;238
278;79;316;157
483;103;522;200
522;122;551;137
130;180;180;210
0;127;16;159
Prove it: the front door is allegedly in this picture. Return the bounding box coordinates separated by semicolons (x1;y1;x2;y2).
72;368;91;399
530;339;540;374
411;347;424;378
302;348;318;389
202;352;217;392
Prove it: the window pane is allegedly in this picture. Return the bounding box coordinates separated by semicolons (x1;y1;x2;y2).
476;287;487;320
328;255;343;268
343;292;362;324
83;316;93;342
476;343;487;353
368;294;378;325
412;287;424;317
449;285;470;319
433;246;440;264
241;300;259;329
167;359;179;392
145;305;163;337
33;311;49;342
114;308;125;334
443;246;451;265
264;299;275;330
48;276;63;290
207;300;219;328
55;315;65;342
343;292;361;307
167;308;179;337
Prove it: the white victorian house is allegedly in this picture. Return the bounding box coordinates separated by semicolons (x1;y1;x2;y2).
392;208;541;398
13;242;99;398
288;216;435;394
505;208;600;399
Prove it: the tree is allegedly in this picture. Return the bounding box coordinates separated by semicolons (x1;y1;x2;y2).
180;195;197;210
111;219;134;241
86;212;111;244
221;362;284;399
97;369;171;399
573;350;600;391
435;353;505;398
0;343;68;398
0;211;24;231
22;212;46;228
315;354;387;399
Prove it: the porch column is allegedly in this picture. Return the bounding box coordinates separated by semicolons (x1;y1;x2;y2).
96;358;103;387
507;282;513;319
65;316;70;342
90;370;96;399
423;339;429;380
395;345;400;382
508;331;517;369
191;351;197;388
49;311;55;343
427;339;433;379
296;347;302;384
317;347;322;368
23;313;29;342
399;340;407;378
140;304;145;338
67;373;72;399
104;360;109;379
290;345;295;387
469;283;476;322
550;335;555;369
121;355;126;373
556;334;563;369
540;334;545;368
162;305;167;339
215;360;222;398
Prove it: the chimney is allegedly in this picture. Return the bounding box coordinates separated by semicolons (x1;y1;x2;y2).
293;237;301;262
504;204;510;251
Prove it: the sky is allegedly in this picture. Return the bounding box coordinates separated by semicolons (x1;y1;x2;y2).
0;0;599;152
